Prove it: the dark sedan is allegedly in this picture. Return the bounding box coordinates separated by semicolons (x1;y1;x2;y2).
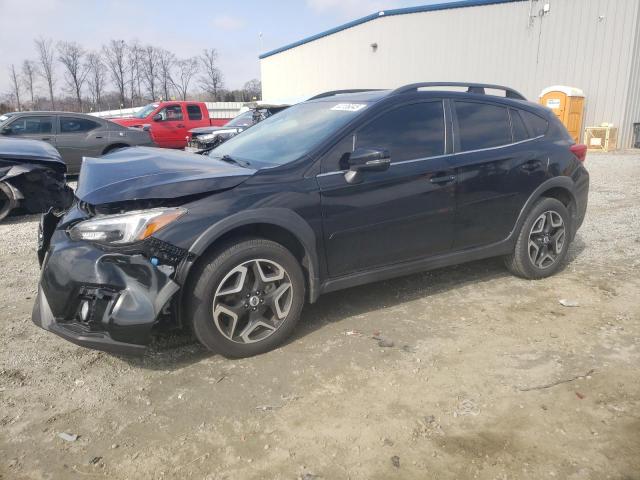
0;111;154;174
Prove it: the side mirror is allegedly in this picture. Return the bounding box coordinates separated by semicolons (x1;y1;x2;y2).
152;113;162;122
345;147;390;184
1;127;12;135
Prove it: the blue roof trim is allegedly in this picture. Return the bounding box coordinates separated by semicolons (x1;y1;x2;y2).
259;0;522;59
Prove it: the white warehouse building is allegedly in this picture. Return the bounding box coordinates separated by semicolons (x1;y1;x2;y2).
260;0;640;148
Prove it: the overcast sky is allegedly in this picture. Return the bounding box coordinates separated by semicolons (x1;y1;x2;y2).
0;0;452;97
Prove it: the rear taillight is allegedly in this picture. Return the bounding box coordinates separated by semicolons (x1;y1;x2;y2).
570;144;587;162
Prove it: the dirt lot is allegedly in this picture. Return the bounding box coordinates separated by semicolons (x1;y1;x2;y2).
1;153;639;480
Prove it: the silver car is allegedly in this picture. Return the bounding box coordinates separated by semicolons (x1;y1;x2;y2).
0;111;155;174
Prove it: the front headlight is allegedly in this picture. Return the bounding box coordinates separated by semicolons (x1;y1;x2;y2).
197;133;217;142
68;208;186;245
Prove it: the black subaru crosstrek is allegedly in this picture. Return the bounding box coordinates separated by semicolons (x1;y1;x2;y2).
33;83;589;358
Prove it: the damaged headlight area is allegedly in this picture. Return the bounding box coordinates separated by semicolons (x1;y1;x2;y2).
68;207;186;245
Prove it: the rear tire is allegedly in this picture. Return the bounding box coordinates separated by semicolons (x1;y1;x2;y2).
504;197;571;279
186;238;305;358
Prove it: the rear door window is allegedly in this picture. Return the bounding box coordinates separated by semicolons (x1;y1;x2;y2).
187;104;203;120
60;117;100;133
355;101;445;162
5;116;54;135
455;102;511;151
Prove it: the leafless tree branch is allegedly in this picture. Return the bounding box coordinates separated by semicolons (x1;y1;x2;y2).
34;37;56;109
199;48;223;100
58;41;89;110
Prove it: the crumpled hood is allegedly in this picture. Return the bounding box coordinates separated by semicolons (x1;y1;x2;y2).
0;137;66;174
76;147;255;205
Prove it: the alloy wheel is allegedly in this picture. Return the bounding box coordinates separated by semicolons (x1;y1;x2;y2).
212;259;293;344
528;210;566;269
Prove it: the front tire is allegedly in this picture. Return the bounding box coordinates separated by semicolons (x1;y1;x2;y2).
505;197;571;279
0;182;18;222
186;238;305;358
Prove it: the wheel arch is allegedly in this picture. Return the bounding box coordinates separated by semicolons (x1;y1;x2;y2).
511;177;578;241
178;208;321;305
102;143;130;155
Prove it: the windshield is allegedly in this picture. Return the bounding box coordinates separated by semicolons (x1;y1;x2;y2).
0;113;16;126
209;101;369;167
133;103;159;119
226;111;254;127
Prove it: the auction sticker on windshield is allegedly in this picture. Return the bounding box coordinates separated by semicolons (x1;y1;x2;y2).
331;103;367;112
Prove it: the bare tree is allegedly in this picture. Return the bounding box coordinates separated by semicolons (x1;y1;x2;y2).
22;60;37;106
8;64;22;110
157;48;175;101
171;58;199;100
243;79;262;101
103;39;128;107
141;45;159;101
34;37;56;109
58;41;88;110
199;48;223;100
86;52;107;110
126;41;142;107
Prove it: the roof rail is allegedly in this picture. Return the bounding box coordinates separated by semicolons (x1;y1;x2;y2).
391;82;526;100
308;89;382;100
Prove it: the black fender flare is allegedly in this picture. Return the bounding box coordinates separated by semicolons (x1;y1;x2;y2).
180;208;321;303
508;176;577;242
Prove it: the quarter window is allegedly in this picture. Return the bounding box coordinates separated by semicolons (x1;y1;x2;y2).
455;102;511;151
510;109;529;142
521;110;548;137
60;117;100;133
5;116;53;135
355;101;445;162
187;104;203;120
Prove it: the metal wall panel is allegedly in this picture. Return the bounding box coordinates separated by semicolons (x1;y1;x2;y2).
622;1;640;148
261;0;640;147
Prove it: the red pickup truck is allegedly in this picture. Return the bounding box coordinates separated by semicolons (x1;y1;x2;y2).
110;101;228;149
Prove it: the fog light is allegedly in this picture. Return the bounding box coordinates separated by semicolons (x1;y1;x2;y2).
79;300;90;322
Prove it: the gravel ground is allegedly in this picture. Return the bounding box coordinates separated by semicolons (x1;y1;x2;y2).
1;153;639;479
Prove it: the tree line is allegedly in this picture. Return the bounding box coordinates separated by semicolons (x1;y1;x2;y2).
3;37;262;114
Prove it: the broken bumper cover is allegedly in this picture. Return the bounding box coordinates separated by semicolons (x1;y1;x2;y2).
32;230;181;355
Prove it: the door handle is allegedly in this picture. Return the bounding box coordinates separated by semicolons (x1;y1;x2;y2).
95;135;103;139
521;159;541;172
41;137;51;141
177;124;185;128
430;174;456;184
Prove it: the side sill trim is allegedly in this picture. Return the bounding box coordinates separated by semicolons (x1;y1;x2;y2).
320;238;513;294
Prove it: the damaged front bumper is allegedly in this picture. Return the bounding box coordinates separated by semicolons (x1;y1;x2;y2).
32;210;187;355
